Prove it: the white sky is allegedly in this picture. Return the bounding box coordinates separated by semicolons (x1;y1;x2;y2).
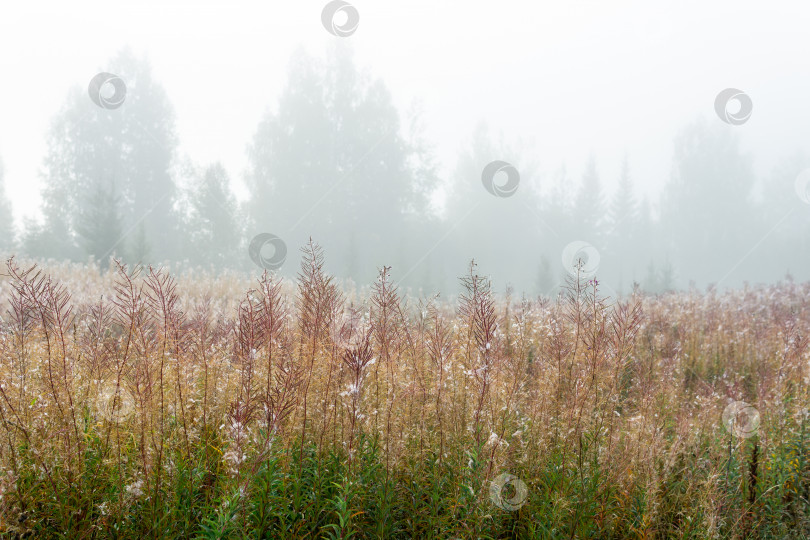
2;0;810;229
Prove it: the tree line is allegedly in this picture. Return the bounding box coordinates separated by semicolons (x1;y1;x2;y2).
0;45;808;295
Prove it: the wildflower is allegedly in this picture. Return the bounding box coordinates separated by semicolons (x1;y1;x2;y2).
125;479;145;497
223;450;246;472
485;431;509;449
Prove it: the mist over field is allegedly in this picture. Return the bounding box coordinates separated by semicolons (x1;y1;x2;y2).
0;1;809;295
0;2;809;539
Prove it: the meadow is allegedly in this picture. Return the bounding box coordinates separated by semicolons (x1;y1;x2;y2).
0;244;808;539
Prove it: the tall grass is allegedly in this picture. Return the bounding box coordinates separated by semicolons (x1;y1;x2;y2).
0;247;808;538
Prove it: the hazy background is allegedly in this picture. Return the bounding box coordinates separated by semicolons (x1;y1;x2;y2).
1;0;809;296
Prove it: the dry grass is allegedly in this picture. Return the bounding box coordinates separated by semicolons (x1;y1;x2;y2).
0;244;808;538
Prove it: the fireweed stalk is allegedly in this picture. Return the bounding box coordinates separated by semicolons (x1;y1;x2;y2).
0;250;808;538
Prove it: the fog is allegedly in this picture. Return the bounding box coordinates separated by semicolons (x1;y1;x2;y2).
1;0;809;295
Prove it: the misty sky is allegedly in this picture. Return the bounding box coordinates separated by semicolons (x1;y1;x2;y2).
2;0;810;229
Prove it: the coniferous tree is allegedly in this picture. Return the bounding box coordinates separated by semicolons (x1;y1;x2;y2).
535;254;554;296
660;119;756;288
128;222;152;266
33;48;179;263
607;156;639;289
643;260;660;293
756;153;810;283
608;156;638;238
246;44;436;282
183;162;241;268
75;178;123;266
572;155;604;244
443;123;541;291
